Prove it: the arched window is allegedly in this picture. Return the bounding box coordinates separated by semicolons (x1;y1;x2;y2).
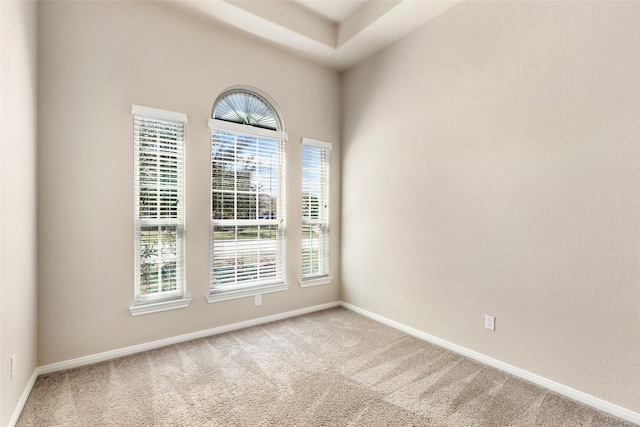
208;86;288;302
212;86;285;132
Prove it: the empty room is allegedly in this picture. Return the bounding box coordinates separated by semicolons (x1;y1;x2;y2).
1;0;639;425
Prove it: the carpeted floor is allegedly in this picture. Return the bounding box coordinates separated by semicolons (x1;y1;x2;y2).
17;307;635;426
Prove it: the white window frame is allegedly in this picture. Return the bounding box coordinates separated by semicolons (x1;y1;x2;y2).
207;118;289;303
130;105;191;316
300;137;332;287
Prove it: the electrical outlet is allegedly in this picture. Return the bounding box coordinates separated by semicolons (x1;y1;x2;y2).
11;354;16;379
255;294;262;306
485;315;495;331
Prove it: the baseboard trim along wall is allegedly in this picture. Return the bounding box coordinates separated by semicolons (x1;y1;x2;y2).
340;302;640;426
8;370;39;427
38;301;341;375
8;301;340;427
9;300;639;426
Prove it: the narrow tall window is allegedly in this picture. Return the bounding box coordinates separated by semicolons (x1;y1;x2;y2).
301;138;331;286
131;105;188;314
208;87;288;302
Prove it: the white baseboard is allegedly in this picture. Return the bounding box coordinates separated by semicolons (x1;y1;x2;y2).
39;301;341;375
11;301;341;425
8;369;39;427
340;302;640;426
12;301;639;426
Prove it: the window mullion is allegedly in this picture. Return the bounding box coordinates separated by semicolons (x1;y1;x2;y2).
155;131;161;221
157;227;163;292
234;135;238;222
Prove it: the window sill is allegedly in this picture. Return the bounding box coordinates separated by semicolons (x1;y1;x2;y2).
300;276;333;288
129;298;192;316
207;281;289;303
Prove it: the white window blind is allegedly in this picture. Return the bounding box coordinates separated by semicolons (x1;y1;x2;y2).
210;127;286;296
133;105;186;305
301;138;331;280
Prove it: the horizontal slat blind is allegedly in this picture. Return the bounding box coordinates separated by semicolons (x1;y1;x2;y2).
133;109;186;304
302;139;330;279
210;129;285;292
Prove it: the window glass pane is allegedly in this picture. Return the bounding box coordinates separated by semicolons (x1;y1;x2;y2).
139;188;158;218
302;223;319;276
212;191;235;220
160;226;177;257
211;225;279;288
161;262;177;292
140;227;159;264
159;188;178;218
140;262;159;295
237;192;256;219
139;225;179;296
211;164;235;193
258;193;276;219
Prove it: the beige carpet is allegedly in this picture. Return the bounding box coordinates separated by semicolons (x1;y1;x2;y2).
17;307;635;426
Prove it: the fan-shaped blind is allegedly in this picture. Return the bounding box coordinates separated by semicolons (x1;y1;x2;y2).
213;90;279;131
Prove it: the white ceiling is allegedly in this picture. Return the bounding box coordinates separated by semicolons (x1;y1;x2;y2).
167;0;459;70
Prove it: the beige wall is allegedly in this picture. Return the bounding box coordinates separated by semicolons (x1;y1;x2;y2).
1;1;39;425
342;1;640;413
12;0;640;419
37;1;341;366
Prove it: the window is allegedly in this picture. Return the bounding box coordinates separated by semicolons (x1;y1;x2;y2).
208;87;288;302
301;138;332;286
130;105;190;316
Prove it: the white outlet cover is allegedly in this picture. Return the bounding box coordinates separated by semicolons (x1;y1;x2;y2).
255;294;262;306
485;315;495;331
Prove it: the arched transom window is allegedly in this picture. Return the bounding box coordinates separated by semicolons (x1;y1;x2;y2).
212;86;285;132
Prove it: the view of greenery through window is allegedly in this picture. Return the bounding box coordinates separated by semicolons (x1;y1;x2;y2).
139;226;177;294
